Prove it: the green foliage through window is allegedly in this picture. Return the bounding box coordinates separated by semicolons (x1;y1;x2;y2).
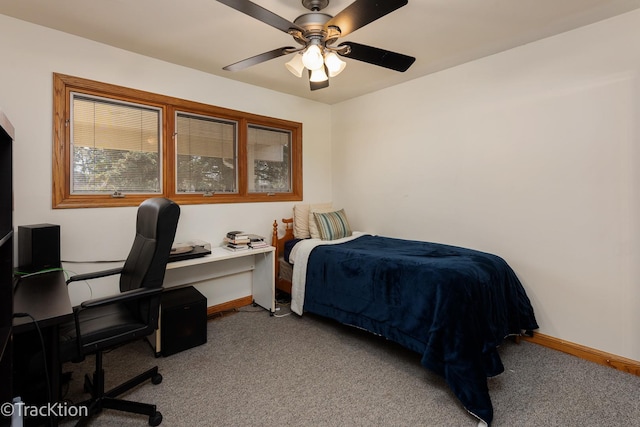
72;148;160;193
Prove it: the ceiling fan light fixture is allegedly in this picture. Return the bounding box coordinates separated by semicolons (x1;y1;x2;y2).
324;51;346;77
285;53;305;78
302;44;324;70
218;0;415;92
309;67;328;83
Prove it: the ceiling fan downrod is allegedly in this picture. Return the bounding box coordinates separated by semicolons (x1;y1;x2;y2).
302;0;330;12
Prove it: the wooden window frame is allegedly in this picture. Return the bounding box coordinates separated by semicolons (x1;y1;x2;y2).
52;73;303;208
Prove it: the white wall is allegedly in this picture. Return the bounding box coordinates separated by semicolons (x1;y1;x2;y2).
332;10;640;361
2;10;639;363
0;15;332;303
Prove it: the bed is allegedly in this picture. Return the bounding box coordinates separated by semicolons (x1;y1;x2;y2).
271;205;538;426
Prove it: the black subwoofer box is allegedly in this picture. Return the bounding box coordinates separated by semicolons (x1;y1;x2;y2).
18;223;61;273
160;286;207;356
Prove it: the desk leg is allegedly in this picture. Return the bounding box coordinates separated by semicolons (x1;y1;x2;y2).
47;326;61;427
252;251;275;314
12;326;61;427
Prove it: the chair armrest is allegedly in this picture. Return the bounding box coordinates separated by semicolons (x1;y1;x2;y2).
79;287;163;310
66;267;124;285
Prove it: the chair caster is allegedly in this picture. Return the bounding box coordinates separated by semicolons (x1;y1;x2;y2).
152;373;163;385
149;411;162;426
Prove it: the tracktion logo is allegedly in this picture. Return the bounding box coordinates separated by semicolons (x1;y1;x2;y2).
1;401;88;418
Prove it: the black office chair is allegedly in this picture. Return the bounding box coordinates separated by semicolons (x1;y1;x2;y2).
59;197;180;426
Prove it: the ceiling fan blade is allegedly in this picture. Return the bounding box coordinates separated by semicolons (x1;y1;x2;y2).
216;0;304;33
325;0;408;38
223;47;294;71
338;42;415;72
308;70;329;91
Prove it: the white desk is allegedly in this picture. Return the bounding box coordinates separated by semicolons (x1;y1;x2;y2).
163;245;275;314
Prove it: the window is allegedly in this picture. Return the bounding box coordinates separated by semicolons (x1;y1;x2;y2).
71;94;162;195
53;73;302;208
175;113;237;195
247;125;292;194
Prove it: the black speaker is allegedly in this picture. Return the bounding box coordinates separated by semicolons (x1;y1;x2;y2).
160;286;207;357
18;224;60;273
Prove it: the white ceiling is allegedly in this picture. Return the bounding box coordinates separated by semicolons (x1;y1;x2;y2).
2;0;639;104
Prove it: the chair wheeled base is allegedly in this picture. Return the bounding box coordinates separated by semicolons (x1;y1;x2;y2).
73;351;163;427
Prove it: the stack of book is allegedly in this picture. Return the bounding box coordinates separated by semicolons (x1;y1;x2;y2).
224;231;250;251
223;231;270;251
247;234;269;249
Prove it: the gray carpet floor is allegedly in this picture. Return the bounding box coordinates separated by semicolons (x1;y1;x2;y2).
59;304;640;426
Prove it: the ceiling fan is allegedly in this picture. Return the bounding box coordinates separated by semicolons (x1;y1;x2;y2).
217;0;416;91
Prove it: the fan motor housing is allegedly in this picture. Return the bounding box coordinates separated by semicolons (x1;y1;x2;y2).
293;12;332;32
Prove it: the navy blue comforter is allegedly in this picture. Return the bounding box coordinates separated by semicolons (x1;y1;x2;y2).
303;235;538;425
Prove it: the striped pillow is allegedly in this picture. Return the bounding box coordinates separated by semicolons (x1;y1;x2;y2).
313;209;352;241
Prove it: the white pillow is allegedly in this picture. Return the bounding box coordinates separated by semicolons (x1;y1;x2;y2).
308;203;333;239
293;202;332;239
293;203;310;239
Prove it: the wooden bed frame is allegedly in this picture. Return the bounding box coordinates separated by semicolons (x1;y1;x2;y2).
272;218;294;294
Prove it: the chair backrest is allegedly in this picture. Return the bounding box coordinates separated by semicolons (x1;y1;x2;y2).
119;198;180;293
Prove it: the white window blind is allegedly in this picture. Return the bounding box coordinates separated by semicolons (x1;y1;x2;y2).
247;125;291;193
175;113;237;194
71;94;161;194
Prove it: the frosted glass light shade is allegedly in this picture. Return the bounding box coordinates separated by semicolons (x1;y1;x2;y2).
324;52;346;77
302;45;324;71
309;67;328;82
285;54;304;78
